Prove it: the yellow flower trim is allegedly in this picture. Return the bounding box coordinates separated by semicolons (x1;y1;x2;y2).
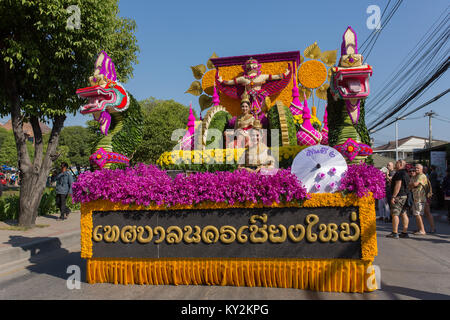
298;60;327;89
81;193;377;262
80;193;377;291
157;145;308;167
86;257;376;292
293;114;321;129
202;62;294;116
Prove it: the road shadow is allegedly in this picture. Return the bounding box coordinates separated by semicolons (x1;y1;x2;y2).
379;281;450;300
4;235;87;283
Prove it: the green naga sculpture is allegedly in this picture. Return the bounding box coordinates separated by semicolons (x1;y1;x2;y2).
328;27;373;164
76;51;143;169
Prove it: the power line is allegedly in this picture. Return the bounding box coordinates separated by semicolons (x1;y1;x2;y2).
368;52;449;130
434;117;450;124
365;8;450;120
361;0;404;61
369;87;450;133
435;113;450;122
366;8;449;110
366;27;449;121
359;0;392;50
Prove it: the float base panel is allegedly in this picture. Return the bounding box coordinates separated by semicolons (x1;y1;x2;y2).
86;257;376;292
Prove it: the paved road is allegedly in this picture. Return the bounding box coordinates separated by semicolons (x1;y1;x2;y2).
0;215;449;300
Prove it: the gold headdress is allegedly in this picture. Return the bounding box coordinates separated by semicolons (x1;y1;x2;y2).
241;91;250;105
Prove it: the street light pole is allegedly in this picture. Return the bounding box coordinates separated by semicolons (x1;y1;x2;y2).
394;117;406;161
425;110;435;148
395;120;398;161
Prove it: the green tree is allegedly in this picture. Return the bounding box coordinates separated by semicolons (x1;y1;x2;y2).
0;0;139;227
0;127;35;166
133;98;195;164
0;127;18;167
58;126;96;167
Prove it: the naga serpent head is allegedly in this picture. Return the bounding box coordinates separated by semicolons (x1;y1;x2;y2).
76;51;129;135
330;27;372;101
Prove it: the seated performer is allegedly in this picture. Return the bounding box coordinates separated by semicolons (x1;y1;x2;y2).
233;91;262;148
238;122;276;173
218;57;290;116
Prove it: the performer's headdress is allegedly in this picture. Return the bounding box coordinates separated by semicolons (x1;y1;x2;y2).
241;91;251;105
243;57;261;73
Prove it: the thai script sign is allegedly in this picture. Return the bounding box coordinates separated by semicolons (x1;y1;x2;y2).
91;207;362;259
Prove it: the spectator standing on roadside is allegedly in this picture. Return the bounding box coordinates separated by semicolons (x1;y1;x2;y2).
51;162;73;220
442;167;450;223
429;165;439;206
409;164;427;235
378;164;392;222
422;166;436;233
385;162;395;222
387;160;410;239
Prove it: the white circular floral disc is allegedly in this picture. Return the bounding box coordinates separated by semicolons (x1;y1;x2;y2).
291;145;348;193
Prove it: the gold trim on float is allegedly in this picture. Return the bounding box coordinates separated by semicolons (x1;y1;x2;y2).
80;192;377;292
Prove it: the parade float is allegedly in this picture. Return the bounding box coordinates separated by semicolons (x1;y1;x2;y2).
73;27;384;292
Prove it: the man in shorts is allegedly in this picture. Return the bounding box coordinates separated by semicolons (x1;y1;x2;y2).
387;160;410;239
409;164;427;235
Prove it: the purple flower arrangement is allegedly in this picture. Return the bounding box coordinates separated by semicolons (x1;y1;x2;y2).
338;163;386;199
72;164;310;207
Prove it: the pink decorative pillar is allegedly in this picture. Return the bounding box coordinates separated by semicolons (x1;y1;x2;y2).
290;62;303;116
296;95;322;146
320;106;329;145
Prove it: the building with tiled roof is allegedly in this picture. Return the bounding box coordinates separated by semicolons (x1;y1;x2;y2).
0;119;51;143
373;136;448;160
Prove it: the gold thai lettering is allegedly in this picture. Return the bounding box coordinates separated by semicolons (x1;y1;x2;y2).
236;225;249;243
137;226;153;243
339;223;352;241
93;225;103;242
201;225;219;244
166;226;183;244
91;212;361;245
249;214;268;243
268;224;287;243
219;226;237;244
103;225;120;243
318;223;339;242
120;225;137;243
328;223;339;242
154;226;166;244
305;214;319;242
183;225;201;244
287;224;305;242
349;222;360;241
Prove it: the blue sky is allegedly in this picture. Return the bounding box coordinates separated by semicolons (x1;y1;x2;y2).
3;0;449;146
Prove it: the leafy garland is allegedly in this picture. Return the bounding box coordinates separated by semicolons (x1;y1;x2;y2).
90;93;144;169
267;104;298;146
326;89;372;164
112;93;144;161
204;110;232;147
326;88;345;148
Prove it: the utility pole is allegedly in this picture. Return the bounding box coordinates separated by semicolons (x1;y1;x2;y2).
395;117;405;161
395;120;399;161
424;110;435;148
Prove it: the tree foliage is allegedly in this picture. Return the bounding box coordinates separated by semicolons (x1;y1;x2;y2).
0;0;139;226
0;127;18;167
58;125;97;167
133;98;196;164
0;0;139;117
0;127;36;166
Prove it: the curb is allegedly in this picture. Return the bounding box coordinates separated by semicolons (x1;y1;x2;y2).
0;230;80;268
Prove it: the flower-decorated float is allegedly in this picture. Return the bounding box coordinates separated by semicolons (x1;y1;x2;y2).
73;27;384;292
